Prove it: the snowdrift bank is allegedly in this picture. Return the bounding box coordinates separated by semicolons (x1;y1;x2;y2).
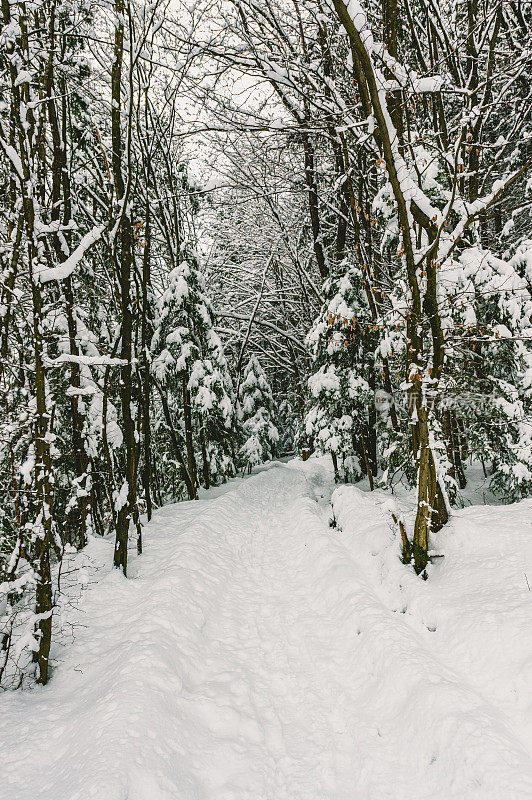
1;459;532;799
332;484;532;799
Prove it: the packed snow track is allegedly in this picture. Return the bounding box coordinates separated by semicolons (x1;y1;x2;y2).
2;458;532;800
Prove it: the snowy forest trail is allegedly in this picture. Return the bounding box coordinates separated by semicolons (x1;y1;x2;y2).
2;458;532;800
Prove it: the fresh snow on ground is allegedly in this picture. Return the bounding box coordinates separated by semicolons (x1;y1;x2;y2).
1;457;532;799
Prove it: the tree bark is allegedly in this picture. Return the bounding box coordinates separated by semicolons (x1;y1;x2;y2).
111;0;138;576
182;373;198;494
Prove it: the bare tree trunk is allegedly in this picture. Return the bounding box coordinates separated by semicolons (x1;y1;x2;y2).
199;426;210;490
141;197;153;523
111;0;138;575
31;264;54;684
182;373;198;494
412;403;431;574
302;133;328;280
331;451;339;483
360;429;374;491
63;278;90;548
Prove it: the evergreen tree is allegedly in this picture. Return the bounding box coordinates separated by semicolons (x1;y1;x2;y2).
152;245;234;493
238;356;279;472
306;266;374;483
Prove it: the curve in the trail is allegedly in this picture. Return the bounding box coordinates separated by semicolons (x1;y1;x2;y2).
1;458;532;800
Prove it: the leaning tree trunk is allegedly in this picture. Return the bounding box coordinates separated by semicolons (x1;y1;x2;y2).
330;0;451;576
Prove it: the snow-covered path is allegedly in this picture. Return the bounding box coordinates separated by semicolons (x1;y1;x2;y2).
2;459;532;800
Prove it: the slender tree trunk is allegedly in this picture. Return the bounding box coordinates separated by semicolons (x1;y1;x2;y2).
63;278;90;548
360;429;374;491
412;403;431;574
443;409;458;505
30;259;54;684
199;426;210;489
302;133;328;280
182;373;198;493
141;198;153;522
331;451;339;483
367;364;377;475
111;0;138;575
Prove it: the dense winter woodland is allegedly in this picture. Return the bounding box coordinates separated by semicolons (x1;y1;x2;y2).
1;0;532;796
